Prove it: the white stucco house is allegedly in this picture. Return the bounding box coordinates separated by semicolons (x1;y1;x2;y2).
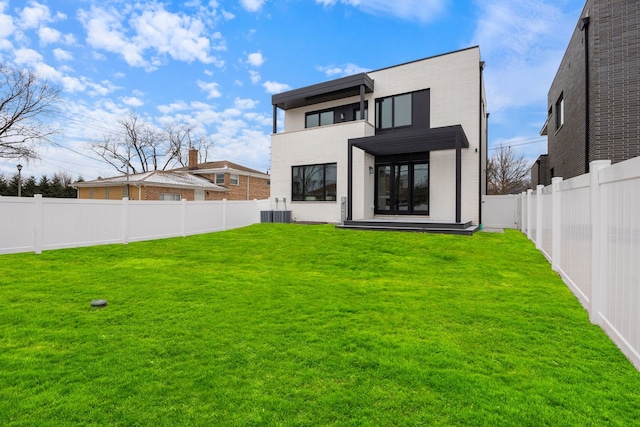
270;46;487;234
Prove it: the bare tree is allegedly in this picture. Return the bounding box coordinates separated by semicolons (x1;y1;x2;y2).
93;113;215;174
92;112;173;174
0;64;60;160
487;145;531;195
165;123;214;166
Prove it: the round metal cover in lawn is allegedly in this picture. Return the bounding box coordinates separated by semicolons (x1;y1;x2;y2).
91;299;107;307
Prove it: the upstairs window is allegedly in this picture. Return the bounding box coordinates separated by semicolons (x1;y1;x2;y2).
354;108;369;121
376;93;412;130
305;110;334;128
230;174;239;185
215;173;225;185
555;93;564;130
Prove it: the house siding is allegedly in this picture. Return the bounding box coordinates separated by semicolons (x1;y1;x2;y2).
547;11;588;180
542;0;640;182
591;0;640;164
271;47;486;224
195;173;270;201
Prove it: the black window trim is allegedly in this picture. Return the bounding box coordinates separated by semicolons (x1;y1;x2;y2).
291;162;337;202
375;91;413;131
305;109;335;128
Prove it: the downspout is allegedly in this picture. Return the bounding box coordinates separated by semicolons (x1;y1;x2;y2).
580;15;590;173
246;175;250;200
272;105;278;134
478;61;485;227
455;132;462;223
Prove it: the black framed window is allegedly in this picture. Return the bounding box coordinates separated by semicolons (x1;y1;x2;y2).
555;93;564;130
375;93;412;130
292;163;337;201
354;108;368;121
305;110;334;128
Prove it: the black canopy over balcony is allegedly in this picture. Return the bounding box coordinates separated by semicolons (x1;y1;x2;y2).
271;73;374;134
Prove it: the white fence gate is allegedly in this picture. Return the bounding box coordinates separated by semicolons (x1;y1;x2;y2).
482;194;520;229
520;157;640;370
0;196;270;255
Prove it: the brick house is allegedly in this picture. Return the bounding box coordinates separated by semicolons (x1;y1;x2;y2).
75;149;270;201
533;0;640;185
74;170;228;201
172;149;271;201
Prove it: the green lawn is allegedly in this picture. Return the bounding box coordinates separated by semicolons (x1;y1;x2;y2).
1;224;639;426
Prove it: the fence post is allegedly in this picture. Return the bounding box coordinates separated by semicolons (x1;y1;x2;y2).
526;189;533;239
589;160;611;325
181;198;187;237
535;185;543;249
551;177;563;272
122;197;129;244
254;199;259;223
34;194;43;255
520;191;527;233
222;198;227;230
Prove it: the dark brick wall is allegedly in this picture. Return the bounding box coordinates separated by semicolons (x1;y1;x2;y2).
591;0;640;163
546;0;590;180
530;155;550;187
545;0;640;181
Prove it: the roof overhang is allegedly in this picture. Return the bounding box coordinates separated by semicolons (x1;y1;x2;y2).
540;116;550;136
272;73;374;110
349;125;469;156
185;168;270;180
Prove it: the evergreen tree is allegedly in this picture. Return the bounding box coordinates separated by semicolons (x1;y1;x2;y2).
0;174;8;195
23;175;37;197
38;175;51;197
7;174;19;196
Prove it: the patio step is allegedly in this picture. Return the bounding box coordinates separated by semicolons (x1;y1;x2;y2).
336;220;479;235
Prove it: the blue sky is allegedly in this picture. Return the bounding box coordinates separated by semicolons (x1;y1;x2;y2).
0;0;585;180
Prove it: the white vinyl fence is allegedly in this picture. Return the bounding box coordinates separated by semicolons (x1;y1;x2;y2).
0;196;270;255
520;157;640;370
481;194;520;229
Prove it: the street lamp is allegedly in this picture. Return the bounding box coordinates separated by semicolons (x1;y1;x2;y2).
16;164;22;197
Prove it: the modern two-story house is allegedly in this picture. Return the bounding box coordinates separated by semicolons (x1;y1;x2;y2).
532;0;640;185
270;46;487;233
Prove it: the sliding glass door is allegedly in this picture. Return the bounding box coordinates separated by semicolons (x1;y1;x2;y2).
375;158;429;215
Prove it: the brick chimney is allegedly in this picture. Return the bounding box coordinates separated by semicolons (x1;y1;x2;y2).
188;148;198;169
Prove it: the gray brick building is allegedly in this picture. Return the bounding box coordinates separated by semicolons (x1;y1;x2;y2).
532;0;640;185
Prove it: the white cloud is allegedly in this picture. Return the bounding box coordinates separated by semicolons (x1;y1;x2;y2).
14;47;43;64
53;48;73;61
234;98;258;110
157;101;189;114
239;0;266;12
38;27;61;45
0;6;14;40
130;5;218;64
78;3;225;70
263;81;291;94
470;0;578;113
122;96;144;107
197;80;222;98
247;51;265;67
317;63;370;77
221;10;235;20
249;70;261;84
316;0;447;23
19;2;52;29
78;6;147;67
